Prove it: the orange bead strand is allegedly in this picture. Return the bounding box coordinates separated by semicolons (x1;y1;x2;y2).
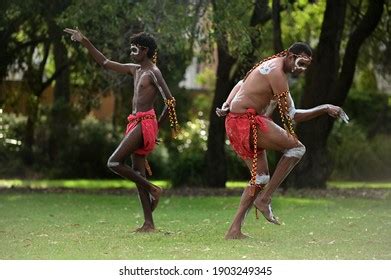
164;98;180;138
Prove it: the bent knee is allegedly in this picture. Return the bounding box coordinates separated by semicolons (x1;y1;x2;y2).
107;157;120;170
132;167;146;178
283;143;306;159
256;173;270;185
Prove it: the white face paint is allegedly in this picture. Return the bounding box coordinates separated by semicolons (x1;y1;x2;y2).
293;56;311;71
130;44;140;56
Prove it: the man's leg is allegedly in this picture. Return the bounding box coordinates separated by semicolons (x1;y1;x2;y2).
106;124;162;201
225;152;269;239
131;154;156;232
253;120;306;224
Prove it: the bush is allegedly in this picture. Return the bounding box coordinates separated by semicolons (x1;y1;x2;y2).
329;121;391;180
328;89;391;181
0;112;27;178
147;143;171;179
169;118;208;187
51;116;120;178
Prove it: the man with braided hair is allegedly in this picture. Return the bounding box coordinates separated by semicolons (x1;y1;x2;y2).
216;42;349;239
64;28;179;232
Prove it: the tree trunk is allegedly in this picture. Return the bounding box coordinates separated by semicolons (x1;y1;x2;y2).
272;0;284;53
48;22;71;161
205;40;236;188
23;41;50;165
286;0;348;188
23;97;38;165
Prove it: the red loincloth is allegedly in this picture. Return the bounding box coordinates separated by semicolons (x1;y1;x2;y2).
125;109;158;156
225;108;269;159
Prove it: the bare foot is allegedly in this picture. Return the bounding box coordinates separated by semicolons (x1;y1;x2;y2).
135;223;156;233
225;230;249;240
253;198;281;225
149;185;162;212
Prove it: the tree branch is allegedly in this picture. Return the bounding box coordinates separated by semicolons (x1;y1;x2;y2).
38;63;69;95
250;0;271;26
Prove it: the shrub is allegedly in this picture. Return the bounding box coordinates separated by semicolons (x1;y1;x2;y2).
169;118;208;187
52;116;120;178
0;112;27;178
329;121;391;180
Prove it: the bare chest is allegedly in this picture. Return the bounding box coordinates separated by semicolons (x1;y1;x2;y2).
134;70;154;92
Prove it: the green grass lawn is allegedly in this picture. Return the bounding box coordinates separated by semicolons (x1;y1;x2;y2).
0;192;390;260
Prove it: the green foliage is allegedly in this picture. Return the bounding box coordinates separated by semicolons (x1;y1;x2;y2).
353;67;379;92
282;0;326;46
328;88;391;180
0;109;26;178
329;123;391;180
170;118;208;187
52;116;120;178
343;89;391;133
0;111;26;177
196;67;216;90
226;148;249;181
147;144;171;179
211;1;256;57
0;111;26;150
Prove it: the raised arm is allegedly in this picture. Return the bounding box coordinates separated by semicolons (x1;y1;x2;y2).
64;28;138;75
216;80;243;117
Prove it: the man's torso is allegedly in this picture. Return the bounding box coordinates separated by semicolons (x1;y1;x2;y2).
230;57;287;116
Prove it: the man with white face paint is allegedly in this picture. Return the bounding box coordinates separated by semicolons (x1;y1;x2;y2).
64;28;179;232
216;42;349;239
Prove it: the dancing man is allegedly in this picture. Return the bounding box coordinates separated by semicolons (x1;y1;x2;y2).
216;42;349;239
64;28;179;232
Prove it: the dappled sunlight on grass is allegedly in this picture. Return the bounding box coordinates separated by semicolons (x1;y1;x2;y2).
328;181;391;189
226;181;247;188
1;179;390;190
0;179;170;189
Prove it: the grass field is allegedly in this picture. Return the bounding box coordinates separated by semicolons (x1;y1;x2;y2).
0;191;390;260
